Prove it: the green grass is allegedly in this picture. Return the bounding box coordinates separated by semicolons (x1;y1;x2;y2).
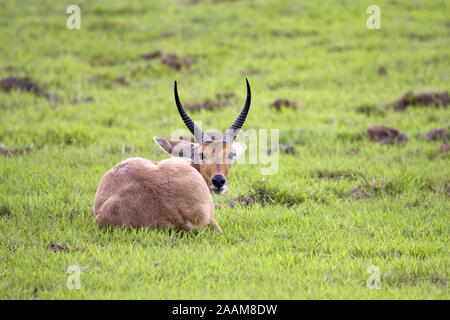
0;0;449;299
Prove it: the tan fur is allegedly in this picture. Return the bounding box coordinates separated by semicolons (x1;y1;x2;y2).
154;137;246;194
196;141;232;186
94;157;221;232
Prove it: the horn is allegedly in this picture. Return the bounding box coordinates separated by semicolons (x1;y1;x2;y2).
174;81;209;143
223;78;251;143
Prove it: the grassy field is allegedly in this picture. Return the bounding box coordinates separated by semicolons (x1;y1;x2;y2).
0;0;449;299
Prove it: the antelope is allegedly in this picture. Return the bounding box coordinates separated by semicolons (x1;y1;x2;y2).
93;79;251;232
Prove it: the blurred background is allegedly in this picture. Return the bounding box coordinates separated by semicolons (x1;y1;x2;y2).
0;0;448;299
1;0;448;150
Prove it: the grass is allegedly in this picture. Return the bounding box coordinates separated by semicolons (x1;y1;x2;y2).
0;0;449;299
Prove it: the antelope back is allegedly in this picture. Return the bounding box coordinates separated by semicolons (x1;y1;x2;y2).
93;157;220;231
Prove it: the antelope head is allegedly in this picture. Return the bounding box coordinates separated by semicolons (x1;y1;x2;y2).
154;79;251;194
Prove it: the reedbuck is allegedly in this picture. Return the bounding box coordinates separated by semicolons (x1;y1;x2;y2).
93;79;251;232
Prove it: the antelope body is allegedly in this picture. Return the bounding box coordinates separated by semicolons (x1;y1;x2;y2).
93;79;251;232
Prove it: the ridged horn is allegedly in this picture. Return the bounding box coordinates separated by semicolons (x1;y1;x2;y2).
174;81;209;143
223;78;251;143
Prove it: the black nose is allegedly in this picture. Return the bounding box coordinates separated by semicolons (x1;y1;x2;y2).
211;175;226;188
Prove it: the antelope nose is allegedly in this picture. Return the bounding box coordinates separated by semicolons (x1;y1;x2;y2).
212;175;226;188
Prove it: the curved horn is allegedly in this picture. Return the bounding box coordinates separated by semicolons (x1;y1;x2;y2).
174;81;208;143
223;78;251;143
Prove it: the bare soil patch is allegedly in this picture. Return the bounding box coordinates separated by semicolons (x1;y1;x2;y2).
350;187;363;200
185;92;234;112
437;143;450;154
48;242;70;253
0;77;50;99
391;91;448;111
267;144;296;155
226;189;272;208
139;50;161;60
269;98;297;111
0;146;34;157
139;51;198;71
426;128;448;141
368;126;408;145
161;53;197;71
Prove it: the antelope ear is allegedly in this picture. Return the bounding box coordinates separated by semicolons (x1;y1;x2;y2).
153;136;199;158
232;142;247;158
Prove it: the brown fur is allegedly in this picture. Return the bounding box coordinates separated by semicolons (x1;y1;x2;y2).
94;157;221;232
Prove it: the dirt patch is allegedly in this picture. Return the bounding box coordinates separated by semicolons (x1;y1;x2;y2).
139;50;161;61
314;169;356;180
5;240;22;252
0;77;50;98
0;146;34;157
356;104;385;117
280;144;296;154
355;178;402;198
377;65;388;76
226;189;272;208
186;93;233;112
350;187;363;200
267;144;296;155
182;56;197;69
186;100;223;112
226;194;256;208
115;76;129;86
48;242;70;253
215;92;235;101
139;51;197;71
426;128;449;141
407;33;428;41
437;143;450;154
269;98;297;111
223;185;302;208
0;205;11;217
368;126;408;145
390;91;449;111
380;248;402;259
445;186;450;198
161;53;197;71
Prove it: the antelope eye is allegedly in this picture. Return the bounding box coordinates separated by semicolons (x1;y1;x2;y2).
199;152;205;160
227;152;236;160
